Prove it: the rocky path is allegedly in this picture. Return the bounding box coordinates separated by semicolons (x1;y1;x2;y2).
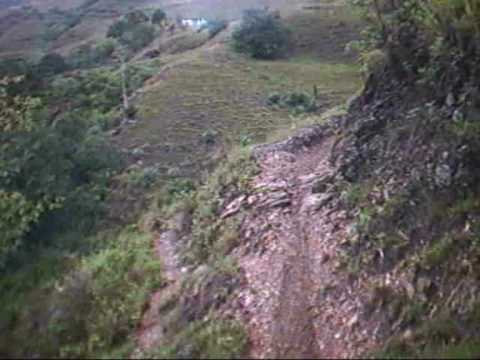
228;128;380;358
135;223;185;353
133;127;381;359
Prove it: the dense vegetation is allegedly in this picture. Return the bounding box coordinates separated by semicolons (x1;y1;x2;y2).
0;83;120;265
340;0;480;357
106;8;172;53
13;0;480;358
0;4;171;358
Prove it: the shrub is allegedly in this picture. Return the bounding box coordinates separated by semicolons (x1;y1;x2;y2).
266;90;318;113
124;9;149;25
206;20;228;38
107;19;127;39
67;40;115;69
266;92;282;105
108;10;152;49
125;104;137;119
63;229;162;356
151;8;166;25
126;166;161;189
0;88;122;263
0;58;30;77
37;53;68;76
232;8;290;59
154;319;247;359
94;39;115;59
120;23;156;51
0;229;163;358
50;68;123;114
0;192;44;265
166;178;195;198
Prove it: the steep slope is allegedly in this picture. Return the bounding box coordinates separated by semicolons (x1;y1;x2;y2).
135;1;480;357
0;1;369;358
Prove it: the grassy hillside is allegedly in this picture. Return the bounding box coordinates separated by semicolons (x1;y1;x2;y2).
117;3;361;179
0;0;307;59
0;1;365;358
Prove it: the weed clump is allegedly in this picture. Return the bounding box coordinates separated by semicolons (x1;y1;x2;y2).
152;318;247;359
267;90;318;113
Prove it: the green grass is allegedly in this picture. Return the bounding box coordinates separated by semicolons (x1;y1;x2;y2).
151;318;247;359
0;0;349;59
127;49;360;178
0;227;163;358
114;2;362;179
0;3;364;358
379;315;480;359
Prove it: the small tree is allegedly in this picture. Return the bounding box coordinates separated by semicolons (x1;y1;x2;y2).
120;23;155;51
124;9;149;25
37;53;68;76
151;8;166;25
107;19;127;39
0;80;121;264
232;9;290;59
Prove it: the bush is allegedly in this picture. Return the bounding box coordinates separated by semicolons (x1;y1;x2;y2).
0;192;44;265
37;53;68;76
125;23;156;51
151;8;166;25
107;10;154;52
60;229;162;357
154;319;247;359
49;68;122;114
107;19;127;39
232;9;290;59
0;58;30;77
266;90;318;113
124;9;149;25
124;104;137;119
206;20;228;39
0;229;163;358
67;40;115;69
126;166;161;189
0;89;122;263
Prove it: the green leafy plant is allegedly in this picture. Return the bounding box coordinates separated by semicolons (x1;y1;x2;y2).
153;319;247;359
0;82;121;263
37;53;69;76
206;20;228;39
267;90;318;113
151;8;167;25
126;166;161;189
232;8;290;59
107;11;156;52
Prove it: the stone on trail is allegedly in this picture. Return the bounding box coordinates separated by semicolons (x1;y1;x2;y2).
301;193;334;212
221;195;247;219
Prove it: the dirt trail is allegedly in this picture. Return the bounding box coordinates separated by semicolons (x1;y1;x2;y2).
230;132;379;358
134;128;380;358
135;228;184;352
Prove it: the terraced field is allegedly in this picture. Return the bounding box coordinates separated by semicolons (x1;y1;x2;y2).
116;1;362;180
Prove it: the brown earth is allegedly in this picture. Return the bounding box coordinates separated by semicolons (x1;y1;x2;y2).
130;1;370;357
134;125;383;358
219;127;380;358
